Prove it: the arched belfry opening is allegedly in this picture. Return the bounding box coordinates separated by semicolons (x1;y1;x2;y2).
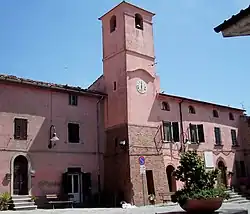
135;13;143;30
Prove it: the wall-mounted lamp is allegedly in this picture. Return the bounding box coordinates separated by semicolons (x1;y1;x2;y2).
5;173;11;181
30;169;36;177
185;139;191;145
119;140;126;146
48;125;59;149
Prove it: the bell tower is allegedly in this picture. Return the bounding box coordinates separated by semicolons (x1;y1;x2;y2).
99;1;159;128
100;2;167;206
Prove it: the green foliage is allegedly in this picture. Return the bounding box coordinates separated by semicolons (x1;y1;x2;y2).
31;195;36;202
172;151;229;204
0;192;11;211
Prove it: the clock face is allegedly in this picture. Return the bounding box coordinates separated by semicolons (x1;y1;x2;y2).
136;79;147;94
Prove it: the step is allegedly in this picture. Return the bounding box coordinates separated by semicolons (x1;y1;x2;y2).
14;201;35;207
14;205;37;210
238;200;250;204
227;197;246;202
12;197;32;202
229;194;243;199
11;195;30;199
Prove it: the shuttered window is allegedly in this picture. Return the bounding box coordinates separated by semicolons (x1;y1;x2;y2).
14;118;28;140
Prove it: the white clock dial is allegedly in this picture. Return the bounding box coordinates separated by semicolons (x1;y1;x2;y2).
136;79;147;94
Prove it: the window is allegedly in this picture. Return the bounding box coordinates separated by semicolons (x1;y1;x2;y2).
110;15;116;33
68;123;80;143
231;129;237;146
14;118;28;140
189;124;205;143
69;94;78;106
229;112;234;120
213;110;219;118
214;127;222;145
161;102;170;111
113;81;117;91
188;105;195;114
135;13;143;30
162;121;179;142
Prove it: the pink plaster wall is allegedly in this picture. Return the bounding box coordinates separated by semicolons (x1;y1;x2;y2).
158;96;244;189
0;82;104;196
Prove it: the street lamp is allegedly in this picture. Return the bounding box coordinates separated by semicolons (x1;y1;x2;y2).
48;125;59;149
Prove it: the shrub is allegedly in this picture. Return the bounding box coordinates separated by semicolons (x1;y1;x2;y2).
0;192;11;211
171;151;229;204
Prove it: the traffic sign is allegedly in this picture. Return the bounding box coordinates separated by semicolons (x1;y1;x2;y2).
140;165;146;175
139;156;145;165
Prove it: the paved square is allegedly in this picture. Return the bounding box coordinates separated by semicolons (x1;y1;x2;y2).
3;202;250;214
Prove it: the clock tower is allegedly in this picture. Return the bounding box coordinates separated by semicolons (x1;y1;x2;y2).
99;1;167;206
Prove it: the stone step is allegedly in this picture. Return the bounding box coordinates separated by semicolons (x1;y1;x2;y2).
238;200;250;204
10;195;37;211
14;201;35;207
11;195;30;199
14;205;37;211
11;197;32;202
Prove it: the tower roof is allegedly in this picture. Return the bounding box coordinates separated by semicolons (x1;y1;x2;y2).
98;1;155;20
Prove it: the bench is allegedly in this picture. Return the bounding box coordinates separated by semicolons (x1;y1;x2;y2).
158;192;174;203
46;194;74;209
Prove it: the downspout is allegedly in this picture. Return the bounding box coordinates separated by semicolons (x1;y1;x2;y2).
179;99;184;152
96;95;104;204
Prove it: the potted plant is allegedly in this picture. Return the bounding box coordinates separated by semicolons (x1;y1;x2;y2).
148;194;156;205
171;151;229;213
0;192;11;211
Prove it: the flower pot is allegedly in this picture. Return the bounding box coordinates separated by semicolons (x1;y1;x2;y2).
179;198;223;213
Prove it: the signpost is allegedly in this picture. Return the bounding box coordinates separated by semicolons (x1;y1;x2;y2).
139;156;146;205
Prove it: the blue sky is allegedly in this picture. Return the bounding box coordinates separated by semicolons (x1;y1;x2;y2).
0;0;250;112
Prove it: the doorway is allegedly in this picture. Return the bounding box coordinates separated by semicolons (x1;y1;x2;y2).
67;174;80;203
166;165;176;192
146;170;155;195
218;161;227;187
13;155;28;195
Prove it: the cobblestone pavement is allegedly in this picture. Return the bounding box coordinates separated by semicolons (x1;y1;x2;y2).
4;202;250;214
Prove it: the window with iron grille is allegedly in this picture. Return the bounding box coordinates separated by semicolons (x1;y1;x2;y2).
14;118;28;140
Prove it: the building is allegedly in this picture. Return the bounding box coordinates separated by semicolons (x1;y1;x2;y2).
214;5;250;37
0;1;248;208
0;74;106;206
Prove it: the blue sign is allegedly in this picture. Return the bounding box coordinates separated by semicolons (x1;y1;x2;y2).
139;156;145;165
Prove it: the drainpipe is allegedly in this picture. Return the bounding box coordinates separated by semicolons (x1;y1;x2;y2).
96;95;104;204
179;99;184;152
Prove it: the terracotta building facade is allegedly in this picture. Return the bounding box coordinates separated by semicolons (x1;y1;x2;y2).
0;1;249;207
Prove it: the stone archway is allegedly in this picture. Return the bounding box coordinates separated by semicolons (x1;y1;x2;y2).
10;153;32;195
218;160;227;187
166;165;176;192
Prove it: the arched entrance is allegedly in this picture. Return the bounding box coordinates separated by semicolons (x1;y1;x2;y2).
13;155;28;195
218;160;227;187
166;165;176;192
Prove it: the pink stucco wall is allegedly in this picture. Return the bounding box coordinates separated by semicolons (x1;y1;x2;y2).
0;82;105;196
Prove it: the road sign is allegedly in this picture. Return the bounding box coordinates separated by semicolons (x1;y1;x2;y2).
140;165;146;175
139;156;145;165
